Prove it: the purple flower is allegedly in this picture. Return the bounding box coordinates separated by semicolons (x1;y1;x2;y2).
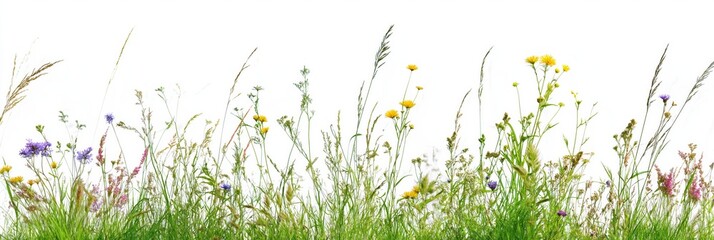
689;177;702;201
219;182;231;191
76;147;93;164
105;113;114;124
659;94;670;102
487;180;498;190
557;210;567;217
605;180;611;187
19;140;52;158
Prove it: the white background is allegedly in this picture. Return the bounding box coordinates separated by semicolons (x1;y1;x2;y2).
1;1;714;208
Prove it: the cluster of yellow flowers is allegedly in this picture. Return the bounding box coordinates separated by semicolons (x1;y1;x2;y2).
402;185;420;199
525;55;570;72
9;176;23;184
27;178;40;186
0;165;11;174
252;115;268;123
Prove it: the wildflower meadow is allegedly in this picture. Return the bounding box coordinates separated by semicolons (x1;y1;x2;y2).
2;4;714;239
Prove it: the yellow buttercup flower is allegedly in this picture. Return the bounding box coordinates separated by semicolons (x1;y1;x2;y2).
253;115;267;123
401;189;418;199
260;127;269;134
0;165;11;174
526;56;539;64
50;161;58;169
540;55;556;67
407;64;418;71
9;176;23;184
400;100;416;109
385;109;399;119
416;86;423;91
27;179;40;186
562;64;570;72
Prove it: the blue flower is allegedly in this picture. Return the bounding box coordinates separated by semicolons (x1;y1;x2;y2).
659;94;670;103
487;180;498;190
557;210;567;217
76;147;93;164
19;140;52;158
219;182;231;191
105;113;115;124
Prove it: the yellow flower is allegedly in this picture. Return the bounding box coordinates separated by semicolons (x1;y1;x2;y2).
9;176;23;184
407;64;418;71
385;109;399;119
416;86;423;91
400;100;416;109
412;185;420;193
562;64;570;72
50;161;58;169
555;68;561;73
253;115;267;123
0;165;11;174
540;55;556;67
401;189;418;199
27;179;40;186
409;124;414;129
260;127;269;134
526;56;539;64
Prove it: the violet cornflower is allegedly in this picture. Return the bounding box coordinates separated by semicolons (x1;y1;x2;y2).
220;182;231;191
487;180;498;190
557;210;567;217
76;147;93;164
19;140;52;158
105;113;115;124
659;94;670;103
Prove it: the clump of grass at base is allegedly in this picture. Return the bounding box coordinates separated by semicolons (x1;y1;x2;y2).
2;27;714;240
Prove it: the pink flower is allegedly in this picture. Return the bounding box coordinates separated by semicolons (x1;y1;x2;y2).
689;176;702;201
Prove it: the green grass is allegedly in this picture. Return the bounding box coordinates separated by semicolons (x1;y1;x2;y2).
2;25;714;239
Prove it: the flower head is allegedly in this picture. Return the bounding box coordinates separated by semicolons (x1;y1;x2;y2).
253;115;268;123
219;182;232;191
400;100;416;109
555;68;561;73
19;140;52;158
557;210;567;217
416;86;423;91
562;64;570;72
76;147;93;164
656;167;676;197
407;64;418;71
385;109;399;119
540;55;556;67
9;176;23;184
27;179;40;186
526;56;539;64
260;127;269;135
50;161;58;169
401;189;418;199
487;180;498;190
659;94;670;103
0;165;11;174
689;177;702;201
105;113;115;124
